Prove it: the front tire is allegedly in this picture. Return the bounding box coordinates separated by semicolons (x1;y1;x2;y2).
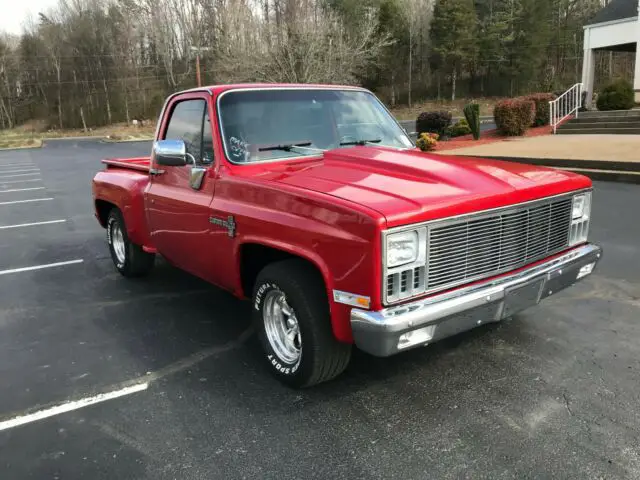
253;260;351;388
107;209;155;277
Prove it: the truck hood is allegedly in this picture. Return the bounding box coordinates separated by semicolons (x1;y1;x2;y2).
252;146;591;227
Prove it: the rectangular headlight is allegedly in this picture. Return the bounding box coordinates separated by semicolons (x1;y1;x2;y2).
386;231;418;268
572;194;586;219
572;193;590;220
569;192;591;246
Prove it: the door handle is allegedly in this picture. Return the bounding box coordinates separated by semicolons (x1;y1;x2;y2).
149;168;165;176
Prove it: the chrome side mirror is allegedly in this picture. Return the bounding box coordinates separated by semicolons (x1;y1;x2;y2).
153;140;187;167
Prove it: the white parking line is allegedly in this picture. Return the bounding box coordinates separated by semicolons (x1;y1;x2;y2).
0;326;251;432
0;168;40;174
0;187;45;193
0;173;41;179
0;327;253;432
0;259;83;275
0;383;148;432
0;219;66;230
0;178;41;184
0;163;35;168
0;198;54;206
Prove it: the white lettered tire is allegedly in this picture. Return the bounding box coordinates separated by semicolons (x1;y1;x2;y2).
253;259;352;387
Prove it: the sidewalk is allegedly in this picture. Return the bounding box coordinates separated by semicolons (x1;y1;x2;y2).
435;133;640;184
437;134;640;162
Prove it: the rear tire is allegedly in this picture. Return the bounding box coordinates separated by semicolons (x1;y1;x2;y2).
252;259;351;388
107;209;155;277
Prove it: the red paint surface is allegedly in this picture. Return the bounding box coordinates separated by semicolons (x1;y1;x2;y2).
92;85;592;344
144;91;225;283
103;157;150;172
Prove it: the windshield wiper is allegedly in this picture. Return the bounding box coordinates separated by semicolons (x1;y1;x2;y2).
258;142;312;152
339;139;382;146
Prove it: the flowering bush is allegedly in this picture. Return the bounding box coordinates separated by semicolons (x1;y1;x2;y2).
493;98;535;136
522;93;556;126
416;132;439;151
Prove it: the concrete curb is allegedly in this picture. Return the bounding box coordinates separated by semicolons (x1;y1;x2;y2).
452;155;640;184
100;137;153;144
38;136;152;145
42;136;153;143
0;141;43;152
42;135;153;144
42;136;102;142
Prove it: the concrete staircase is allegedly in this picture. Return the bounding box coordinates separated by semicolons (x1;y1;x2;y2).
556;110;640;135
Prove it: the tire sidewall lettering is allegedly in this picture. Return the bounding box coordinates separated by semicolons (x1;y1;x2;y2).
254;282;276;311
107;217;115;245
107;216;126;270
262;286;302;378
268;354;300;375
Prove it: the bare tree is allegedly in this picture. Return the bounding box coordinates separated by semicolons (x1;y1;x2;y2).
0;0;627;131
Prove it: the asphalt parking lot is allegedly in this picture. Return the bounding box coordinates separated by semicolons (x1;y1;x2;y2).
0;138;638;479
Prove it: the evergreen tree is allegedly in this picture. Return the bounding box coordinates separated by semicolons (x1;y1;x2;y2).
376;0;410;105
475;0;512;95
508;0;554;95
430;0;478;100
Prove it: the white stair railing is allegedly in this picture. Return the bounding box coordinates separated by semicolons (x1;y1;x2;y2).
550;83;583;134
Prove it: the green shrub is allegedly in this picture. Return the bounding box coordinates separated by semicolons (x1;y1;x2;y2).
523;93;556;126
596;79;634;111
463;103;481;139
446;118;472;138
416;110;452;136
416;132;439;151
494;98;535;136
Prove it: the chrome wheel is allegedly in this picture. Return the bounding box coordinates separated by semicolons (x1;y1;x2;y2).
111;222;126;265
263;289;301;364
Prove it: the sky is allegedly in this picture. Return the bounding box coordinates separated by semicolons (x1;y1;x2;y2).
1;0;58;35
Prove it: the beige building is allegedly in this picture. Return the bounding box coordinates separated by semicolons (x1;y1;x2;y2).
582;0;640;106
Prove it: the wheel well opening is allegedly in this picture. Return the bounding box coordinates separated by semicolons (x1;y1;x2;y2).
95;199;116;227
240;244;320;298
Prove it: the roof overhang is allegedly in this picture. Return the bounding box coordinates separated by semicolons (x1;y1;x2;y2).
584;16;637;29
585;0;639;28
584;16;638;50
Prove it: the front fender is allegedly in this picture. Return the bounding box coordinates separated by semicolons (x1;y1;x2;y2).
217;178;382;344
236;235;333;290
235;235;360;343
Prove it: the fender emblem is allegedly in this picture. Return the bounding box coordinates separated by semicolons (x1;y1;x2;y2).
209;215;236;238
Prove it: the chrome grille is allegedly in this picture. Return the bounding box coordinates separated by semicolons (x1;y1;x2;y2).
426;197;572;291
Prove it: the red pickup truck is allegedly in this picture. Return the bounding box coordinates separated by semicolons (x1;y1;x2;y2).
92;84;602;387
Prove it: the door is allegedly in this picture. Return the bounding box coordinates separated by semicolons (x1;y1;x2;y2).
145;94;218;280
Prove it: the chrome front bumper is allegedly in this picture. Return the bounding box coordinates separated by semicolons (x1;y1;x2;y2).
351;243;602;357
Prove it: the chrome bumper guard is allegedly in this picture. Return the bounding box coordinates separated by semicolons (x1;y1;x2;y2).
351;244;602;357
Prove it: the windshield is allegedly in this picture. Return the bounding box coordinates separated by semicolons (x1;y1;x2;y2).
218;89;413;163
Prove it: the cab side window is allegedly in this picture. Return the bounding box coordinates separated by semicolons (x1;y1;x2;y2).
164;99;214;165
